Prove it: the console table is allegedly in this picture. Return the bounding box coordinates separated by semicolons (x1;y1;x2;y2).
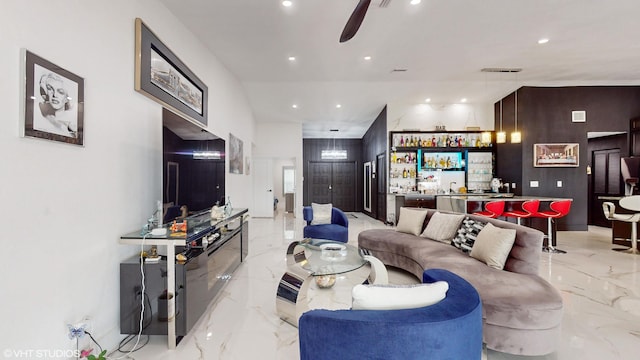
119;208;248;349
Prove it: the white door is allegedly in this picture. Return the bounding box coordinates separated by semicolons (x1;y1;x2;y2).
253;158;274;217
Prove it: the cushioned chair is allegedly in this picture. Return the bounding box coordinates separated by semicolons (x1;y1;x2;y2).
298;269;483;360
303;206;349;243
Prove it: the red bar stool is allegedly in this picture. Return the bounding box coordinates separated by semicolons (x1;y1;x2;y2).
535;200;572;254
503;199;540;225
473;200;505;219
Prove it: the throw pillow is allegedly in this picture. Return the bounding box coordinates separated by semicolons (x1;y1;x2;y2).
311;203;333;225
420;212;465;243
396;207;428;236
470;223;516;270
452;217;487;252
351;281;449;310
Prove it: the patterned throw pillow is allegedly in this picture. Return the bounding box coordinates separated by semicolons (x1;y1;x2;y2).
451;217;487;253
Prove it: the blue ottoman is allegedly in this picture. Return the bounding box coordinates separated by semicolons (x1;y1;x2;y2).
298;268;483;360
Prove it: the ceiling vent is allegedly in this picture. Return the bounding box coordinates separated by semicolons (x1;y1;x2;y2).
481;68;522;73
379;0;392;8
330;129;340;132
391;69;408;73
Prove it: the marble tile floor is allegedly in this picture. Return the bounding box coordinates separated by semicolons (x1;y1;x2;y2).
124;212;639;360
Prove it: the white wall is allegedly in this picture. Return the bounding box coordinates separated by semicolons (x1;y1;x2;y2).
0;0;254;353
254;122;303;217
387;102;494;133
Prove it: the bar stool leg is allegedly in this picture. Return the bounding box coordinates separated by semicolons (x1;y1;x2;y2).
543;218;566;254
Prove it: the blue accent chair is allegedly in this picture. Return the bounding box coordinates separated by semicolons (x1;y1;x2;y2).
298;269;483;360
303;206;349;243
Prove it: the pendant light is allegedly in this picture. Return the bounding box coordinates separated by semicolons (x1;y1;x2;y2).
496;99;506;143
511;90;522;143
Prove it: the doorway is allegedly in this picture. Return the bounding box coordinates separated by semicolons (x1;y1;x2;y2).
587;132;626;226
283;166;295;213
253;158;274;218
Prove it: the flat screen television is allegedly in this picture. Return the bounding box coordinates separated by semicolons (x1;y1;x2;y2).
162;108;225;223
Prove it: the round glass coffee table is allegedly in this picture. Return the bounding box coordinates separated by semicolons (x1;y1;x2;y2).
275;238;369;327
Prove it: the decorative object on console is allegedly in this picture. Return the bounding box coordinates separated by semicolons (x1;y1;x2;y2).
134;18;208;126
211;205;224;220
21;50;84;146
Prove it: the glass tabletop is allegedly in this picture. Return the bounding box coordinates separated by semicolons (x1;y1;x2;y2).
297;238;366;276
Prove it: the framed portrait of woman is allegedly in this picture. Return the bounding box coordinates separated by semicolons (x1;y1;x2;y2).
22;49;84;146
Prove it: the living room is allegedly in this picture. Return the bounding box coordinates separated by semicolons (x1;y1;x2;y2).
1;1;639;360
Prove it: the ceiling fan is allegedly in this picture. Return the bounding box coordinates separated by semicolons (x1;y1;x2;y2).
339;0;372;43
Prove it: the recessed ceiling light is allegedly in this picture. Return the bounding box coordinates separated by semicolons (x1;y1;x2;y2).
424;98;431;103
538;38;549;44
282;1;293;7
410;0;421;5
460;98;468;103
288;56;296;61
336;104;342;108
292;104;298;109
364;56;372;61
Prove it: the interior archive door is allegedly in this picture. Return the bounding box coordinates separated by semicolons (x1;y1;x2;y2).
253;158;274;218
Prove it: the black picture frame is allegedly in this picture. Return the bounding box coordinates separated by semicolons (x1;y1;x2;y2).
135;18;208;126
22;50;84;146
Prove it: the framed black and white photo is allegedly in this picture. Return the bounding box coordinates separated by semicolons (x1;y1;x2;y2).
22;50;84;146
229;133;243;174
135;18;208;126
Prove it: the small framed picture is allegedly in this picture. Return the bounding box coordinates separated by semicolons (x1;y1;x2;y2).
534;143;579;167
22;50;84;146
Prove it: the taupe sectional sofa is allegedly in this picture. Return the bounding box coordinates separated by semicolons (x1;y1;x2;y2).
358;209;563;356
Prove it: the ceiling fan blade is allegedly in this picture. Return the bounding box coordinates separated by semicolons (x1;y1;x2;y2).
339;0;371;43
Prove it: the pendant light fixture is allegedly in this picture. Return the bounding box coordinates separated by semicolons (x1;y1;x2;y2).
496;99;506;143
511;89;522;143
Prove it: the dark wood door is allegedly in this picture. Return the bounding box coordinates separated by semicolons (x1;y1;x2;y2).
308;162;332;204
591;149;621;226
308;161;356;211
376;153;387;223
331;162;356;211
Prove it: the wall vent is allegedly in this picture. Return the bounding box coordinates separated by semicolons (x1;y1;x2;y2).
391;69;408;73
481;68;522;73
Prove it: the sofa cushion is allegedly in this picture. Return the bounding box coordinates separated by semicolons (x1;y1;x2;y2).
311;203;332;225
351;281;449;310
420;211;465;243
452;216;487;252
396;207;428;236
470;223;516;270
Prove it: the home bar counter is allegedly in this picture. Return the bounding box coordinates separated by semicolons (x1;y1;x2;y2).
435;195;572;214
435;195;573;243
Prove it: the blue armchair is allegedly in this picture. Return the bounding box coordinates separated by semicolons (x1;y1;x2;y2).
298;269;483;360
303;206;349;243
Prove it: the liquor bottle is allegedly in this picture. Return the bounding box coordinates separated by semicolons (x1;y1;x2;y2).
392;152;397;164
403;168;408;178
400;135;404;147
